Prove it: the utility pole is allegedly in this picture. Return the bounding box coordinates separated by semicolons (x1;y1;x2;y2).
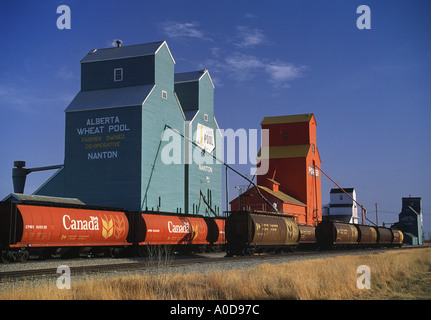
375;203;378;226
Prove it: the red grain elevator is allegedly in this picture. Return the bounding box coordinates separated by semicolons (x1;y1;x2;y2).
230;114;322;226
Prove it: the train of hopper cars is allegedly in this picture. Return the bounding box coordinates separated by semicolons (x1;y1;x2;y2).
225;211;403;256
0;201;403;263
0;201;225;263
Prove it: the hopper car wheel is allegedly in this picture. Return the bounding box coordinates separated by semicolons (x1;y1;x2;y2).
1;249;29;263
18;249;29;262
246;247;255;256
110;247;123;258
1;250;11;263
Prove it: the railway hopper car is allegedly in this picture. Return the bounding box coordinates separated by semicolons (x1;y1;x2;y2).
391;229;404;247
315;220;359;249
356;224;378;247
315;220;404;249
136;213;208;246
133;212;225;252
226;211;299;256
376;226;393;247
133;213;226;253
0;202;130;262
297;225;317;246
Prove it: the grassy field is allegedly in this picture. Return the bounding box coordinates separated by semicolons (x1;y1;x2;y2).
1;248;430;300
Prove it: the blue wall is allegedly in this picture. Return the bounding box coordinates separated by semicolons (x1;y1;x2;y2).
176;71;222;216
141;44;185;212
81;55;155;91
64;106;142;209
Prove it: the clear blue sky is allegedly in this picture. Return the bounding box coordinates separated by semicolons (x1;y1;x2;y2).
1;0;430;236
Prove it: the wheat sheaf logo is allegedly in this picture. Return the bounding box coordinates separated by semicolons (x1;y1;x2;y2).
113;215;126;239
101;216;114;239
101;215;126;240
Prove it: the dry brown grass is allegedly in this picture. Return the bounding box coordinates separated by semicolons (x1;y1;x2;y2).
1;248;430;300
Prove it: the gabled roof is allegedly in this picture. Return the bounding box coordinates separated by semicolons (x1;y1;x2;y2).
261;113;315;125
174;69;215;88
229;186;306;207
66;84;155;112
257;186;306;206
80;41;175;64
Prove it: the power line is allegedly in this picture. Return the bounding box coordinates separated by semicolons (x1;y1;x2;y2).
376;210;431;216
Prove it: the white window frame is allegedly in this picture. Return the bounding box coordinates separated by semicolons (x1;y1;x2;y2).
114;68;123;82
161;90;168;100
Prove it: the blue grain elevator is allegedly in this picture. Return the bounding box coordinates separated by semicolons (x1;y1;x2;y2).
398;197;424;245
34;41;222;215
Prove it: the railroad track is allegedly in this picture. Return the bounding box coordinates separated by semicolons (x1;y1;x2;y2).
0;253;269;282
0;261;138;282
0;253;301;282
0;255;229;282
1;245;427;282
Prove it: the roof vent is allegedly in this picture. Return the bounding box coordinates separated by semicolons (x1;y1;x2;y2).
115;39;123;48
88;49;97;54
